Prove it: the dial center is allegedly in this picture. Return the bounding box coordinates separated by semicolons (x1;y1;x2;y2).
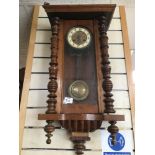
72;31;87;45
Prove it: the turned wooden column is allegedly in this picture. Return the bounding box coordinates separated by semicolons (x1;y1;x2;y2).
44;16;60;144
108;121;119;145
98;16;115;113
70;132;90;155
98;16;119;145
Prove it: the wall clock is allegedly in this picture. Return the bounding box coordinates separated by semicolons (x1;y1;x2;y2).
38;2;125;155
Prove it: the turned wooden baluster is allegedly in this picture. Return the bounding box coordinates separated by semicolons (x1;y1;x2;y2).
98;16;115;113
108;121;119;145
70;134;90;155
98;16;118;145
44;16;60;144
73;140;86;155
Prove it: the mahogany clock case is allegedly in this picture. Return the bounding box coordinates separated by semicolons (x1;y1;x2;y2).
38;4;125;154
42;4;118;114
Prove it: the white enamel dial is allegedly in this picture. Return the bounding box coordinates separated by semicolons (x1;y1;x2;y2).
67;27;91;49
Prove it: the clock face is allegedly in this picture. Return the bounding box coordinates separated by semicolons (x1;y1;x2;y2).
67;27;91;49
68;80;89;101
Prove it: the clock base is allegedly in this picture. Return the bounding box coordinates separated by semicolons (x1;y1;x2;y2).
38;113;124;154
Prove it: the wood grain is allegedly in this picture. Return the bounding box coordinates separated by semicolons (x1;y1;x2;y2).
25;109;131;128
119;6;135;131
94;19;104;113
38;6;120;18
42;4;116;13
37;18;121;30
19;6;39;154
38;114;124;121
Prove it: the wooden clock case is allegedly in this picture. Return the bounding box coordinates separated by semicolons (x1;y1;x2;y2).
38;3;125;155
